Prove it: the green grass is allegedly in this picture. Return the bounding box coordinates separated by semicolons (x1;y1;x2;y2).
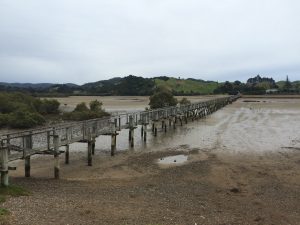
0;185;29;223
154;78;219;94
0;208;9;216
0;185;30;197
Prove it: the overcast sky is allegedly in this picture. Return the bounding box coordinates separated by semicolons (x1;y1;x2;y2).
0;0;300;84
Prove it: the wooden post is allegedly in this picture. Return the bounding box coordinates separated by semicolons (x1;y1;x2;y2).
111;133;116;156
87;141;92;166
135;114;138;126
118;117;121;131
0;147;9;187
128;115;134;147
114;118;118;129
173;117;176;129
128;129;132;141
92;126;96;155
130;129;134;148
47;130;50;150
143;125;147;142
65;144;69;164
24;133;32;178
6;135;10;155
141;125;144;137
53;134;60;179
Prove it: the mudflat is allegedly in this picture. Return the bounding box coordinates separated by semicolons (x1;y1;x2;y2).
3;97;300;225
52;95;225;112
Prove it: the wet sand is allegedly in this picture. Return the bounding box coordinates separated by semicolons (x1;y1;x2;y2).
52;95;225;112
2;97;300;225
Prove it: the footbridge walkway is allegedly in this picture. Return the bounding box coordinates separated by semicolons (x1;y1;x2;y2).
0;95;239;186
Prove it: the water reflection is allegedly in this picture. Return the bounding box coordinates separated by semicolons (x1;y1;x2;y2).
158;155;188;165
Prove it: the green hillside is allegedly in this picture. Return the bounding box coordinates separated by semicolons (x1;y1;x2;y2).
154;78;219;95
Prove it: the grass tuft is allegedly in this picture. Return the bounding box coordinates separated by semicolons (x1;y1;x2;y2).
0;208;9;216
0;185;30;197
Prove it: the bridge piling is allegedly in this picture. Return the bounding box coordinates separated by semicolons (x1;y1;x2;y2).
0;147;9;187
143;125;147;142
53;133;60;179
87;130;93;166
65;145;69;164
92;126;96;155
111;133;117;156
130;129;134;147
141;125;144;137
164;120;167;133
24;133;32;178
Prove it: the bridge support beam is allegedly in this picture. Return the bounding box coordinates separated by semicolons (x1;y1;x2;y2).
141;125;144;137
25;157;30;178
0;147;9;187
173;117;176;129
111;133;117;156
24;134;32;178
143;125;147;142
87;142;92;167
53;134;60;179
130;129;134;148
65;144;69;164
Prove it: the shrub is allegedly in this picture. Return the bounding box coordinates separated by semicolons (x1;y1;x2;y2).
179;98;191;105
62;101;109;121
149;86;178;109
8;110;45;128
74;102;89;112
89;100;103;112
35;99;60;114
0;114;9;127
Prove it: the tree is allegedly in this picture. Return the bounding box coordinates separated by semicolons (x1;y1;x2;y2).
149;86;178;109
74;102;89;112
284;75;292;91
179;97;191;105
89;100;103;112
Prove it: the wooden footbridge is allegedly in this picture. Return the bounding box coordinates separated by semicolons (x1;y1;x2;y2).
0;95;239;186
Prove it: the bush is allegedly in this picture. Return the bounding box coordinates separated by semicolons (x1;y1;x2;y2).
35;99;60;114
149;86;178;109
8;110;45;128
0;114;9;127
179;98;191;105
89;100;103;112
63;101;109;121
74;102;89;112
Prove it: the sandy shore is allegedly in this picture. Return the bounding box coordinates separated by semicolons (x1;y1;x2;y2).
2;97;300;225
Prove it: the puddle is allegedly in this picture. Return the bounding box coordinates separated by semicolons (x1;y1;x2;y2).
158;155;188;165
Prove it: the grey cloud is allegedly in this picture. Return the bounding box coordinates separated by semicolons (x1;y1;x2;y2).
0;0;300;84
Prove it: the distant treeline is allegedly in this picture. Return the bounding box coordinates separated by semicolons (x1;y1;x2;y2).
1;75;299;96
214;76;300;95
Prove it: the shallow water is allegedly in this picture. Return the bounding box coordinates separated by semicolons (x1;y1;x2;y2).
157;155;188;165
65;97;300;155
